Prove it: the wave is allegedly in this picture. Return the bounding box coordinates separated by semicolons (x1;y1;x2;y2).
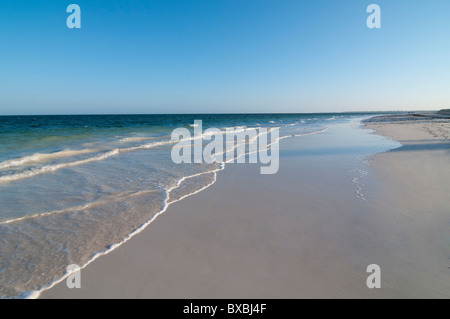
0;134;172;172
116;136;157;143
0;149;100;170
0;149;121;184
0;126;255;184
0;139;177;184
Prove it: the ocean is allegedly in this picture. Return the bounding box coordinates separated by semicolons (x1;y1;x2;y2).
0;113;399;298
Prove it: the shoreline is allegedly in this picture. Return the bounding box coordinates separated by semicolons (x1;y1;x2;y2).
40;115;450;298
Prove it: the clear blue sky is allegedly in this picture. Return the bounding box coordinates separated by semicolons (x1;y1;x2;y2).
0;0;449;115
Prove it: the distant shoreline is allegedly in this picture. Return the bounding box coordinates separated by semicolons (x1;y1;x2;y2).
0;110;425;117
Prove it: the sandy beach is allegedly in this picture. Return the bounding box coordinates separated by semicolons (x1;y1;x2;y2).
40;114;450;299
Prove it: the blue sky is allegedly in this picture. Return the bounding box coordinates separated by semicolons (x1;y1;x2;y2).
0;0;449;115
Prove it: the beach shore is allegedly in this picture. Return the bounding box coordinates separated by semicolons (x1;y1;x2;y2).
41;114;450;299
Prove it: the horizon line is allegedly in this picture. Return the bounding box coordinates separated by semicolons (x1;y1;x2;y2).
0;110;438;117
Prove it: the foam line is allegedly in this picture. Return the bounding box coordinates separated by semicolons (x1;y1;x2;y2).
0;148;100;170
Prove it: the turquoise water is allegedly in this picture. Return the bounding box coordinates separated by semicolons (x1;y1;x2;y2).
0;113;398;298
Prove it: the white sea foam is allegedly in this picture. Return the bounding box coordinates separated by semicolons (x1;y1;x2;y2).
116;136;156;143
291;127;329;137
350;167;369;201
0;139;179;184
0;148;100;170
0;149;121;184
